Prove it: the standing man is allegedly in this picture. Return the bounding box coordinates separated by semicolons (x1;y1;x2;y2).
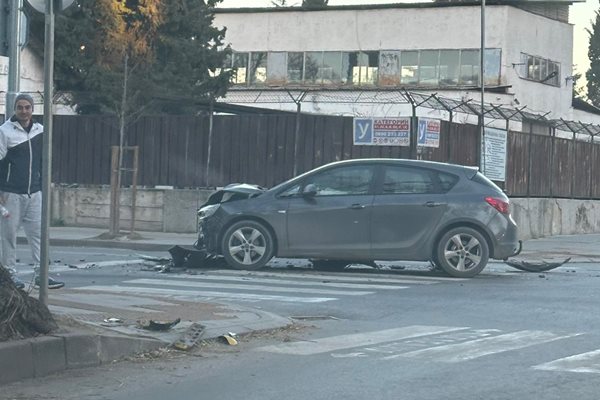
0;94;64;289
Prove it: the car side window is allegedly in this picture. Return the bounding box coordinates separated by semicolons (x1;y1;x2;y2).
438;172;459;192
381;165;436;194
306;166;373;196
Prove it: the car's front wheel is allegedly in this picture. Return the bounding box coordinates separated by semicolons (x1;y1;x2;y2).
221;220;274;270
435;227;489;278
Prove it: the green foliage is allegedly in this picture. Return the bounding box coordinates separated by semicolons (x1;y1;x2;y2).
587;11;600;106
302;0;328;8
49;0;231;115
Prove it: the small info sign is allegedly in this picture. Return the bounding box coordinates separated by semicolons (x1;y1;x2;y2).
417;117;440;148
480;127;507;182
353;117;411;146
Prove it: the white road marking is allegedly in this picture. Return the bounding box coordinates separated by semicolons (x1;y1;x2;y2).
255;326;469;355
533;349;600;374
80;285;336;303
388;330;582;362
216;269;466;282
125;278;378;296
174;273;427;288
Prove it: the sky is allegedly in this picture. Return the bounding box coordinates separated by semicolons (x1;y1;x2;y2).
218;0;598;95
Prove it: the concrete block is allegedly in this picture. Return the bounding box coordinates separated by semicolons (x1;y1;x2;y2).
31;336;66;377
0;340;34;384
62;333;101;368
99;335;163;363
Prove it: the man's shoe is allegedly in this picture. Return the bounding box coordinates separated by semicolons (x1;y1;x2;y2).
34;276;65;289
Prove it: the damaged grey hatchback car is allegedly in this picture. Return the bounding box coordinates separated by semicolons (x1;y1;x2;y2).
195;159;520;278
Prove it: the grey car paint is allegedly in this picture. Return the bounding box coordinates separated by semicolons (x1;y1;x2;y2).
196;159;520;277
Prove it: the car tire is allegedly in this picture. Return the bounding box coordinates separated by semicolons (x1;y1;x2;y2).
221;220;274;270
311;259;350;272
435;227;489;278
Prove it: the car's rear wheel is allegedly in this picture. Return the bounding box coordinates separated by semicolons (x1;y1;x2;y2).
221;220;274;270
435;227;489;278
311;259;350;271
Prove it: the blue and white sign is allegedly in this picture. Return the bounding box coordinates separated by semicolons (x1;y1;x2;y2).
353;117;411;146
417;118;440;148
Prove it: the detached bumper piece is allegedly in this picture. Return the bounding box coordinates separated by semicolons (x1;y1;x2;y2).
168;245;223;269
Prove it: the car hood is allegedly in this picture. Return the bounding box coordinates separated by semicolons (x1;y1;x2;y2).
201;183;267;207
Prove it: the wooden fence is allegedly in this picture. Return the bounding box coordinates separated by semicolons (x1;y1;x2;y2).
24;114;600;198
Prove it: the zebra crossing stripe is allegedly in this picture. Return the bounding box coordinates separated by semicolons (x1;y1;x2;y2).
533;349;600;373
80;285;336;303
215;269;464;283
167;274;425;289
255;325;469;355
125;278;380;296
387;330;582;362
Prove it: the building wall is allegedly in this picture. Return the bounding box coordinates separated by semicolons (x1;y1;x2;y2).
214;5;576;123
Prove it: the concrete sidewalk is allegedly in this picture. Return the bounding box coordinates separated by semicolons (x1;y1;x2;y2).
4;227;600;385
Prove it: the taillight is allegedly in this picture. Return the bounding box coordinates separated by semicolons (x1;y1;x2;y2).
485;196;509;214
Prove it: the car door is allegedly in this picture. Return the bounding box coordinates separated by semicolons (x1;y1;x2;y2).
370;164;448;259
284;164;375;259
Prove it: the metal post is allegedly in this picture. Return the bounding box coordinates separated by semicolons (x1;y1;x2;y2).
570;131;576;199
205;100;214;187
39;0;55;305
589;135;594;199
480;0;486;173
5;0;23;116
549;126;555;197
293;101;301;176
526;123;533;197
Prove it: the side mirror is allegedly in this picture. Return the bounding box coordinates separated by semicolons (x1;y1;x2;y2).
302;184;318;197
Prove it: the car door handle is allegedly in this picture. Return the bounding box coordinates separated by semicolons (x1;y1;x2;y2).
424;201;445;207
349;204;366;210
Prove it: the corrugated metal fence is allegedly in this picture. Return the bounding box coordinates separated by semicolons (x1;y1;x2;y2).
37;114;600;198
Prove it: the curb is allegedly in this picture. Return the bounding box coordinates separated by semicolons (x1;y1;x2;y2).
0;310;292;386
0;332;163;385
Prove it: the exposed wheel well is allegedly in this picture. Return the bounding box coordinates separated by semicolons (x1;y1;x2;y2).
432;222;494;259
218;216;279;256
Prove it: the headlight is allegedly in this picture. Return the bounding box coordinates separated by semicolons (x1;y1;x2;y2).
197;204;219;219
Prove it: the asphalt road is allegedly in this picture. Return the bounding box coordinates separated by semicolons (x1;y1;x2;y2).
3;245;600;400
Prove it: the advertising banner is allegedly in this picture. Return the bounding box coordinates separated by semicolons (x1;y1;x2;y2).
417;118;440;148
353;117;411;146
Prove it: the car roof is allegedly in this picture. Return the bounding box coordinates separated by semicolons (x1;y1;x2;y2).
318;158;478;174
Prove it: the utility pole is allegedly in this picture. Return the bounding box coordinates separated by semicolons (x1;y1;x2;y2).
5;0;23;117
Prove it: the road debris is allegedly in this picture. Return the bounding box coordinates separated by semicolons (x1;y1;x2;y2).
171;323;206;351
138;318;181;331
219;332;238;345
290;315;340;321
102;317;124;326
504;257;571;272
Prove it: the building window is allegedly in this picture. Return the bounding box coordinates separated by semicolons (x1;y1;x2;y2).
439;50;460;86
249;52;267;86
287;52;304;83
419;50;440;86
344;51;378;86
459;49;479;85
400;51;419;85
522;53;560;86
